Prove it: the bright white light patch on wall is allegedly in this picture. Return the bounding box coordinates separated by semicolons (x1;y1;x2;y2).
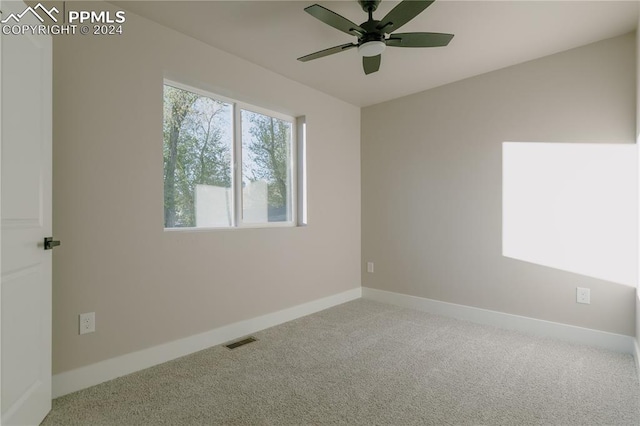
503;142;637;287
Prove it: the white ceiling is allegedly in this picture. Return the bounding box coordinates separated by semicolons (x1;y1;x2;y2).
111;1;639;107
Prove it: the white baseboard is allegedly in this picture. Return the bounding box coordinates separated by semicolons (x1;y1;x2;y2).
362;287;635;354
53;286;635;398
634;338;640;382
635;291;640;386
52;287;362;398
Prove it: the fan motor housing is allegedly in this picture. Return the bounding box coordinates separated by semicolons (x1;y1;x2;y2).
358;20;385;43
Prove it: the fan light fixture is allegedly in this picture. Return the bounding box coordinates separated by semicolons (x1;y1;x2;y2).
358;40;386;57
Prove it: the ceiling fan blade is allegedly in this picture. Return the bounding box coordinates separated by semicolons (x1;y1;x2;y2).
298;43;357;62
363;55;381;75
386;32;454;48
304;4;365;37
377;0;435;34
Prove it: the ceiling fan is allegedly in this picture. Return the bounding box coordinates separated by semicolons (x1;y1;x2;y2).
297;0;453;75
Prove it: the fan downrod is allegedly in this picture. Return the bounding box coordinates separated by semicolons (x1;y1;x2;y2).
358;0;381;14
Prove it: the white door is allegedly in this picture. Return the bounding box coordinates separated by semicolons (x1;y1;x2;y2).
1;0;53;424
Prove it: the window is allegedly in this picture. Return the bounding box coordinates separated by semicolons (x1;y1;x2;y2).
240;109;293;224
163;81;299;229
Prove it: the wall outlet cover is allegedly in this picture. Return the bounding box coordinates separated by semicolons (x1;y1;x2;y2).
79;312;95;335
576;287;591;305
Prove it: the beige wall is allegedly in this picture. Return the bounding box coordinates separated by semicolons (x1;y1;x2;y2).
52;4;360;374
362;33;636;336
636;20;639;345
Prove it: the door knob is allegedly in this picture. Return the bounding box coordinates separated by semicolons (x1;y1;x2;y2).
44;237;60;250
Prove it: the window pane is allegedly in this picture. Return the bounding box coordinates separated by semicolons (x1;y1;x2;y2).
163;85;233;228
241;110;293;223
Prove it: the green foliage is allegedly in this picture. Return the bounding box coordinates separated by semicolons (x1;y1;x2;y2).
163;86;231;227
244;112;291;209
163;85;293;226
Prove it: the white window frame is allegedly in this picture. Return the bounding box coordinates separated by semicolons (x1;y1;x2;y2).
297;117;307;226
164;79;298;230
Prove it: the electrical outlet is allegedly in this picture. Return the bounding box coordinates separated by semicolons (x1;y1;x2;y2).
576;287;591;305
367;262;374;273
79;312;95;335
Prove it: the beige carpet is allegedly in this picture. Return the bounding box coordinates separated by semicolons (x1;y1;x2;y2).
43;299;640;425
